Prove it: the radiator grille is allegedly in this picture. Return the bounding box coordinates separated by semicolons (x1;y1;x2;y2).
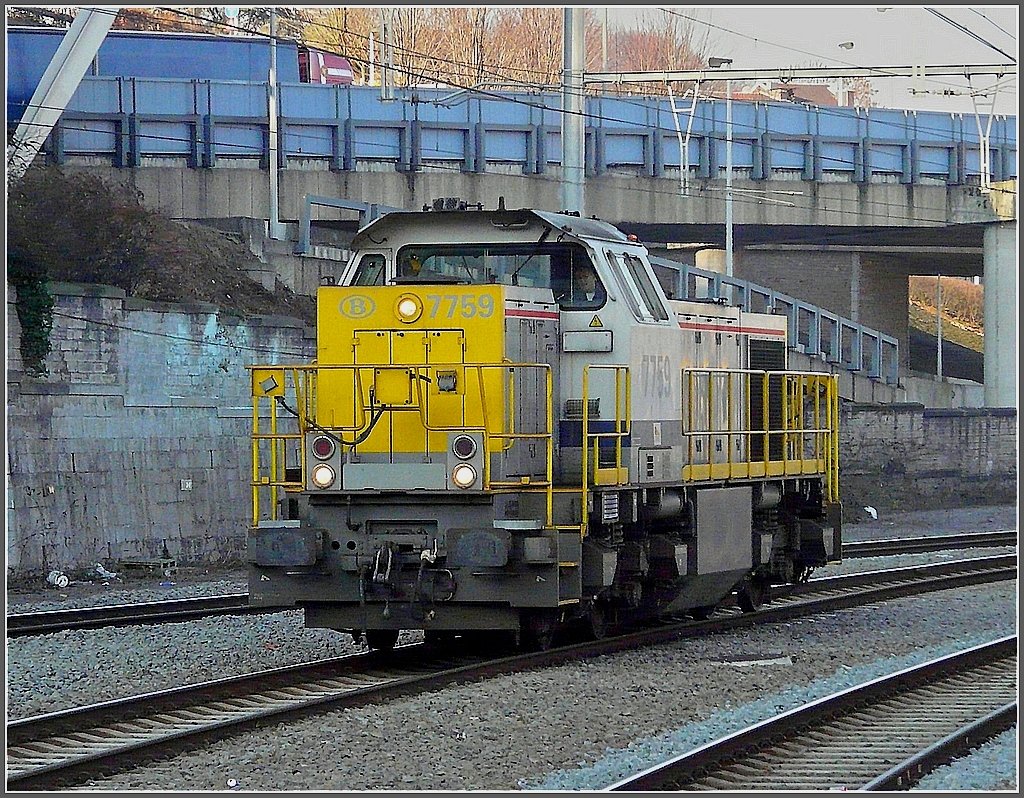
748;340;786;461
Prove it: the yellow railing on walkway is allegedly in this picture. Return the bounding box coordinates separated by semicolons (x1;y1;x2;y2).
681;368;839;503
248;362;559;526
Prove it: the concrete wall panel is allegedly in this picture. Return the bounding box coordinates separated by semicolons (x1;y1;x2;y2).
839;403;1017;519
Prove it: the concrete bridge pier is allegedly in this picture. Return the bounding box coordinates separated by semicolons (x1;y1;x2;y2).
983;221;1018;408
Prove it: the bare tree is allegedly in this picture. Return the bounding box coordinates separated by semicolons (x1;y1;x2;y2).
490;8;563;86
6;6;79;26
427;7;492;87
594;9;714;97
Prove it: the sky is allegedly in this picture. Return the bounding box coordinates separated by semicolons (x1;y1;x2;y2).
602;5;1018;116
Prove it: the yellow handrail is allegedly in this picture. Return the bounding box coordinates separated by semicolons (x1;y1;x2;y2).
681;368;839;500
248;361;558;526
581;364;631;538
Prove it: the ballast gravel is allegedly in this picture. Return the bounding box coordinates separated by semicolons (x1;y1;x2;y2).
43;580;1018;792
911;727;1018;792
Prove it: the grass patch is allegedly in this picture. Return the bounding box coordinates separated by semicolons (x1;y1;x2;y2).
909;302;983;354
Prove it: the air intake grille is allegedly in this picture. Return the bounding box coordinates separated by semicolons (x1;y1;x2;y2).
564;398;600;419
749;339;786;370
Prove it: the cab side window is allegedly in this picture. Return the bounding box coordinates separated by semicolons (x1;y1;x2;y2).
623;253;669;320
351;254;386;285
553;252;606;310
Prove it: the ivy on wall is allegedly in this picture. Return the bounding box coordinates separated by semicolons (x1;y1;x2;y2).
8;246;54;376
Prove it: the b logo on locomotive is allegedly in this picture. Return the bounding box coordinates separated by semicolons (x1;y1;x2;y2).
338;295;376;318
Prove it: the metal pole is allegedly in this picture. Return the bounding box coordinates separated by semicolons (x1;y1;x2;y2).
936;274;943;380
725;77;733;279
683;83;699;193
369;30;375;85
561;7;586;214
268;7;282;239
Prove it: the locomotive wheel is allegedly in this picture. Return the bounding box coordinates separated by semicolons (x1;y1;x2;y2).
521;611;558;652
587;603;608;640
365;629;400;651
738;577;770;613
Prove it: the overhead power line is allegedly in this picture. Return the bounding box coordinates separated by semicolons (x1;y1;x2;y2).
586;63;1017;85
968;9;1017;42
13;7;1014;228
656;6;1007;95
924;7;1017;64
15;6;1012;185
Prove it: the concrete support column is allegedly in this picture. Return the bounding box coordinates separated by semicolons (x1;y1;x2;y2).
983;221;1017;408
850;252;861;323
857;256;910;369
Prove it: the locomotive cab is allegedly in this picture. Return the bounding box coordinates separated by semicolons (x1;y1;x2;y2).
246;203;842;650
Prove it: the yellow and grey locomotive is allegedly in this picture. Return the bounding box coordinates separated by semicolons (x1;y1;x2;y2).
247;203;841;649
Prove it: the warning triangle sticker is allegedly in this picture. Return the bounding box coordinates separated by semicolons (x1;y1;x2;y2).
589;315;603;328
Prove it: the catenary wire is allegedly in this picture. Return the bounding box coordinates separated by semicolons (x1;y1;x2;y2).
968;9;1017;42
924;7;1017;64
152;4;1016;143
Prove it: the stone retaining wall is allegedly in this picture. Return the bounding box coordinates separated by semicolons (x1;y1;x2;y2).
6;283;315;577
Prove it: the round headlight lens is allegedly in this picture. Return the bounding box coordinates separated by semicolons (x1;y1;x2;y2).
451;463;478;489
310;463;336;489
451;434;477;460
311;435;335;460
395;295;422;323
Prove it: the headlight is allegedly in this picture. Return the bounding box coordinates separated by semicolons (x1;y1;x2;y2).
451;463;477;489
451;434;477;459
395;294;422;323
311;435;336;460
310;463;336;489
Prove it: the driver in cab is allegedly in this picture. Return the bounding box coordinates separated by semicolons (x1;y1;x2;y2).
566;261;605;308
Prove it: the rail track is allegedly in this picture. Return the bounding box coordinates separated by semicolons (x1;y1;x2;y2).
843;530;1016;559
605;635;1017;791
5;593;267;637
6;553;1015;791
6;531;1015;638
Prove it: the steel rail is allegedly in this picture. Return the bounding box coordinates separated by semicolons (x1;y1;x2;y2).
6;554;1016;791
604;636;1017;791
5;593;268;637
860;702;1018;791
843;530;1017;559
8;531;1015;638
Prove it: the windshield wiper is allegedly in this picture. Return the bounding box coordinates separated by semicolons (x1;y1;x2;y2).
509;227;551;285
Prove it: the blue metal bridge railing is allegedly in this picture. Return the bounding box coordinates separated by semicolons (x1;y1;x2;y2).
23;79;1016;186
650;255;900;385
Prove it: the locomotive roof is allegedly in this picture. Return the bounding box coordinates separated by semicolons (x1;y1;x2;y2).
350;208;632;251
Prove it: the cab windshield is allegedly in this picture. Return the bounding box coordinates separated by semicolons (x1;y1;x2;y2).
395;243;605;309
